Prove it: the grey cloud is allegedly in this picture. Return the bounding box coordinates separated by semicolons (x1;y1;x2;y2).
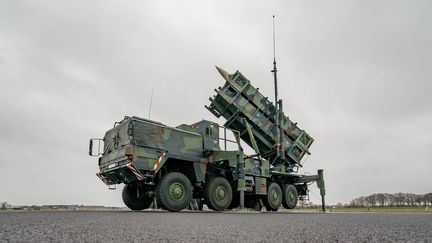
1;0;431;206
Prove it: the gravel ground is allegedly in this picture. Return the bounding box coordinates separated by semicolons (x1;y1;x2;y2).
1;211;431;242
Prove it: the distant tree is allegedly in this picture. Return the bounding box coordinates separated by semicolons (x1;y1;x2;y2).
411;194;422;206
424;193;432;206
1;202;7;210
375;193;386;207
415;194;424;206
405;193;412;206
349;197;364;207
348;192;432;208
358;196;367;207
387;193;395;206
394;193;405;206
349;199;357;207
419;195;426;206
386;194;393;206
365;195;376;207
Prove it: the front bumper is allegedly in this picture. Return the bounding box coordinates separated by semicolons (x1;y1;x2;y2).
97;162;145;185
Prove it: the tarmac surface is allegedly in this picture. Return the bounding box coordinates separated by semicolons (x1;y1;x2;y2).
1;210;431;242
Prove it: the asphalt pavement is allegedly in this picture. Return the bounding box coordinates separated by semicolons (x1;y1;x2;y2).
1;211;431;242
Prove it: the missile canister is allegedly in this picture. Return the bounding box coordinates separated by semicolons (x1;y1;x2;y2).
206;66;314;171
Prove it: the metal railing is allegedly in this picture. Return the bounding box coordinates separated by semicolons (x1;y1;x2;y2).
217;125;241;151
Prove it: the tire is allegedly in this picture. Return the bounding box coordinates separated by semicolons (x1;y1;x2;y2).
155;172;192;212
263;182;282;211
204;177;233;211
122;184;153;211
282;184;298;209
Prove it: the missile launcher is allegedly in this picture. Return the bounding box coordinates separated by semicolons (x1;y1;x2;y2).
207;67;313;172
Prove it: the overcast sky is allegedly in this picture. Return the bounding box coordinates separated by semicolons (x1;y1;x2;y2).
1;0;431;206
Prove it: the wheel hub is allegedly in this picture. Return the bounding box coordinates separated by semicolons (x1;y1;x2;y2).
215;185;227;201
288;191;295;202
271;190;279;202
169;182;185;201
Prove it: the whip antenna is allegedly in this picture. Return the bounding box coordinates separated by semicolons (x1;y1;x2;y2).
271;15;278;106
273;15;276;63
271;15;285;160
148;87;154;119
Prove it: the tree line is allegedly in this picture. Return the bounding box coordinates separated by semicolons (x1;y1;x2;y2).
349;193;432;207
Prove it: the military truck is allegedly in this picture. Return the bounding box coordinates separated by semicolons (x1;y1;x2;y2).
89;66;325;212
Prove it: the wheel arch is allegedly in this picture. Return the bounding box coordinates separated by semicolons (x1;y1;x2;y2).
157;158;205;184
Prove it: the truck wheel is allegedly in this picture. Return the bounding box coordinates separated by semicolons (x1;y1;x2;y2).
122;184;153;211
282;184;298;209
155;172;192;212
263;182;282;211
204;177;233;211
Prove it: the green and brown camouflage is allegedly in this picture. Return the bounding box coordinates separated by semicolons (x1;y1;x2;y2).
206;66;313;171
93;116;243;186
90;65;325;212
206;66;321;199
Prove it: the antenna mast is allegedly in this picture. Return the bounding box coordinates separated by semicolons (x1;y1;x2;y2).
148;87;154;119
271;15;278;106
271;15;285;161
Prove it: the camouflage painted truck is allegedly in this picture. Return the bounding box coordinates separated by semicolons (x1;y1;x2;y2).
89;66;325;212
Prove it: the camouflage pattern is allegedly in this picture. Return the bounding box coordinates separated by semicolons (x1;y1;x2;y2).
97;116;202;184
206;66;313;171
206;66;323;198
96;116;243;186
90;66;325;211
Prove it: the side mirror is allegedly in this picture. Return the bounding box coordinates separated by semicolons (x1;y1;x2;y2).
89;138;103;156
88;139;93;156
